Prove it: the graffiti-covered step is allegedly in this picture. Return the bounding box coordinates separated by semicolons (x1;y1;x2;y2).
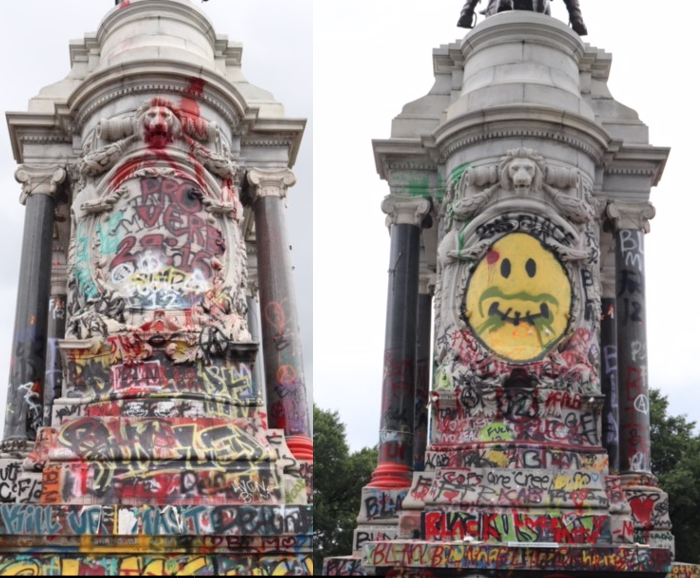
52;398;265;425
421;508;611;544
40;460;285;505
424;444;609;471
0;554;312;576
44;417;275;463
0;504;312;538
61;345;260;405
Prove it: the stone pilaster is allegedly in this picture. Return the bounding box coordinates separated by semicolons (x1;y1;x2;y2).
43;243;67;427
414;273;434;473
600;237;620;475
246;263;267;406
247;168;312;461
2;165;65;452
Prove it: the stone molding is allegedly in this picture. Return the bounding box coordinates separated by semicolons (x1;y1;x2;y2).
50;265;68;296
247;168;296;201
74;81;240;134
242;138;295;149
606;200;655;233
386;161;438;172
438;120;608;165
15;165;66;206
381;196;431;229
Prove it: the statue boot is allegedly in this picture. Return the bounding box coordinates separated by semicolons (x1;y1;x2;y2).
563;0;588;35
457;0;481;28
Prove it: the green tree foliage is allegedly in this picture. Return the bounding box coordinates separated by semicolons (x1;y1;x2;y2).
313;404;377;575
649;388;700;563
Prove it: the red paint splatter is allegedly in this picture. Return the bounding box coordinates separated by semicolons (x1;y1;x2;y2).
486;250;500;264
118;0;131;8
181;78;208;139
110;156;142;190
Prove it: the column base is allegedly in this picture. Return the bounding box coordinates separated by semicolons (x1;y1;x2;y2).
286;435;313;461
621;473;674;557
367;463;413;490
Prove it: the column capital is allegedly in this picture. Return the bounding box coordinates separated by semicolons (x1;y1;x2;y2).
381;195;431;229
15;165;66;206
246;275;259;299
246;168;296;202
419;273;436;296
605;200;655;233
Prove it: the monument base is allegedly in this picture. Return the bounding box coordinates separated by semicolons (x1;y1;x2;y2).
326;542;676;577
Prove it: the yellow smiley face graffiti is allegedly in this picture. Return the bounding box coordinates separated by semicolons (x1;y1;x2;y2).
465;232;572;362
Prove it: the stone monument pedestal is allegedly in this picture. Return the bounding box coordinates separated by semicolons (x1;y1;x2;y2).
325;9;684;578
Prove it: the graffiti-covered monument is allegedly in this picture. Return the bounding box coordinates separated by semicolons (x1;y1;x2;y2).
325;7;695;578
0;0;312;575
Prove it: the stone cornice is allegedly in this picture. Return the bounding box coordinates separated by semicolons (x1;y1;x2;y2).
15;165;67;205
434;106;611;164
6;113;74;164
247;168;296;202
604;143;670;188
381;196;431;229
579;46;613;80
71;73;242;133
373;138;438;181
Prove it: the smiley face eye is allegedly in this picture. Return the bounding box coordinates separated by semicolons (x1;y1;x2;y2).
526;258;536;278
501;258;511;278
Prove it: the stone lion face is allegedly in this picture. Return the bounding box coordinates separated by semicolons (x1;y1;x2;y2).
140;105;179;148
508;158;537;194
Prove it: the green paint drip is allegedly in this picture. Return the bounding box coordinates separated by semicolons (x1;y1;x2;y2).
435;173;445;202
449;162;471;185
96;210;124;255
405;176;430;197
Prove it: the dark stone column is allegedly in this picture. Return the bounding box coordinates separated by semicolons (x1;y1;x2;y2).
43;245;67;427
413;273;434;472
247;168;312;461
3;166;65;451
368;196;430;489
606;201;655;476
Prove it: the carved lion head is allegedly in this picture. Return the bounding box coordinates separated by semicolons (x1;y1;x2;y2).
138;98;182;148
498;148;545;195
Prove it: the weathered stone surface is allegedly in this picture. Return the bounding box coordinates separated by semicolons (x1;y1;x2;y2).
330;6;675;577
1;0;311;574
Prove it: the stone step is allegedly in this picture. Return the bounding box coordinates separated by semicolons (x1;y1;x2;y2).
41;460;285;505
44;416;275;463
420;507;611;544
0;553;312;575
361;541;672;576
425;443;609;471
52;397;265;425
0;504;312;537
0;534;312;554
425;467;609;509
